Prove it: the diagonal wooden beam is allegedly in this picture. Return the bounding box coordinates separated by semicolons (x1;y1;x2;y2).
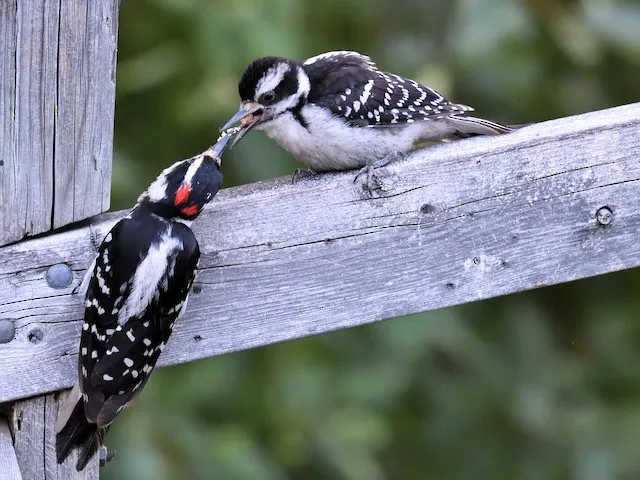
1;102;639;403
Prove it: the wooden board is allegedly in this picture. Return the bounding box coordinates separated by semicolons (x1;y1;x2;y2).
0;102;639;403
0;0;118;246
0;417;21;480
10;394;98;479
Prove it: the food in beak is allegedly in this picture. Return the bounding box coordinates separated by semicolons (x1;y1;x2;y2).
208;125;242;159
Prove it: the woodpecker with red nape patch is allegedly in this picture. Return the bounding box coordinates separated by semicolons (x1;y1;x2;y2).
55;132;236;470
220;51;518;195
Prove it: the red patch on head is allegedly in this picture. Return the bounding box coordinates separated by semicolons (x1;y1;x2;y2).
174;183;191;206
181;204;200;216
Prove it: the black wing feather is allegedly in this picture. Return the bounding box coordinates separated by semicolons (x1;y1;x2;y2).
304;51;472;127
80;212;199;427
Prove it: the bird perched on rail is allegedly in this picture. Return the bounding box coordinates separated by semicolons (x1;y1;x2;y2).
220;50;516;194
55;130;237;470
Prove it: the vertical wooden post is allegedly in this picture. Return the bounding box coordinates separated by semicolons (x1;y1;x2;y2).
0;0;120;477
11;394;99;479
0;0;118;246
0;417;21;480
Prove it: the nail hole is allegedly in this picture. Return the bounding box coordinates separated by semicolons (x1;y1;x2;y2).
420;203;436;214
192;284;202;294
28;328;44;344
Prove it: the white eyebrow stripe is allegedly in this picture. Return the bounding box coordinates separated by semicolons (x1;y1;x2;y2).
255;63;291;99
183;156;203;186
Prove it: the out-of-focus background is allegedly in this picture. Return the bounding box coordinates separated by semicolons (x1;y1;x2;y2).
104;1;640;478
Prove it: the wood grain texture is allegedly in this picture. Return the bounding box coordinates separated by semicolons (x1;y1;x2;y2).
0;102;639;403
0;0;118;246
10;394;98;479
0;417;22;480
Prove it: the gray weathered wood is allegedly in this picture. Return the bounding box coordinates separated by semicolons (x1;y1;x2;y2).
0;0;118;247
10;394;98;479
0;417;21;480
0;102;639;403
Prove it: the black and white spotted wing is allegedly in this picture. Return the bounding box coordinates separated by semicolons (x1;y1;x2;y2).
79;207;199;427
304;51;472;127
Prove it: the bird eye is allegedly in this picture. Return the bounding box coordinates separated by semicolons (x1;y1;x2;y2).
261;91;276;105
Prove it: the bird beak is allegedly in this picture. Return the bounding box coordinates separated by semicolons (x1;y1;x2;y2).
220;102;264;148
208;127;239;162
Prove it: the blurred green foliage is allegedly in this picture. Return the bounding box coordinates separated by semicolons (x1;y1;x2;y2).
104;0;640;478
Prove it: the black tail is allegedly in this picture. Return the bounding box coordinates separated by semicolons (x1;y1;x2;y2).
445;116;533;140
55;397;106;471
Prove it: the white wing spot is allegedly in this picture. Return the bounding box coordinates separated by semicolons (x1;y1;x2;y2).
131;370;138;379
81;347;87;355
103;374;113;381
124;357;134;367
126;330;135;342
91;350;98;359
143;338;152;346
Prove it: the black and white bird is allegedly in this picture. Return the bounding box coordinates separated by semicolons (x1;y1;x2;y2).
55;134;233;470
221;50;516;193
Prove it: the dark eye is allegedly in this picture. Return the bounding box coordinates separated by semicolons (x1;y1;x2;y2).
262;91;276;105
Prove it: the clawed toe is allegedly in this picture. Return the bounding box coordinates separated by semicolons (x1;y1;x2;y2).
99;446;116;467
291;167;318;184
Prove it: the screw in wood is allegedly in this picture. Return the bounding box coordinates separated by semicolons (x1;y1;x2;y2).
46;263;73;289
0;320;15;344
596;206;613;226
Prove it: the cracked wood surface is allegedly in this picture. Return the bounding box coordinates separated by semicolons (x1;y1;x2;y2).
10;394;98;479
0;417;21;480
0;102;639;403
0;0;118;246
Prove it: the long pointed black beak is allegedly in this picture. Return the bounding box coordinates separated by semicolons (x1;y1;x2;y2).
207;126;242;161
220;105;254;131
219;103;264;149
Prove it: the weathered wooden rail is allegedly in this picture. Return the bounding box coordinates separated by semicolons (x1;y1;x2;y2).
1;100;639;469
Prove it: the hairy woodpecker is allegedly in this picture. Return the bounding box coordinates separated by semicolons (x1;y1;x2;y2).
55;132;236;470
220;51;516;193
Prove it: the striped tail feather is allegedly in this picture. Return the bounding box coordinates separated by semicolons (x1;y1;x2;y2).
447;115;521;137
55;384;107;471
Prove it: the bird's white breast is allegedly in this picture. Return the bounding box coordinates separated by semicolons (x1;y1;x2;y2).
257;105;453;171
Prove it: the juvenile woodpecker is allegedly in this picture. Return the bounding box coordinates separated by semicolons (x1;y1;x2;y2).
221;51;516;193
55;132;235;470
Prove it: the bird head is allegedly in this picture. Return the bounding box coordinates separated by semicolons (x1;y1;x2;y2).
138;138;229;222
220;56;311;148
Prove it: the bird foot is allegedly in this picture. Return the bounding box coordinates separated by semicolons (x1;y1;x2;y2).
353;152;404;197
291;167;318;184
99;446;116;467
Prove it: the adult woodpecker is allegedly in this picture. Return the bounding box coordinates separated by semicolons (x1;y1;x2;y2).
55;131;237;470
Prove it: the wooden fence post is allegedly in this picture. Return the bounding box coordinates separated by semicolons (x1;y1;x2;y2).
0;0;119;477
